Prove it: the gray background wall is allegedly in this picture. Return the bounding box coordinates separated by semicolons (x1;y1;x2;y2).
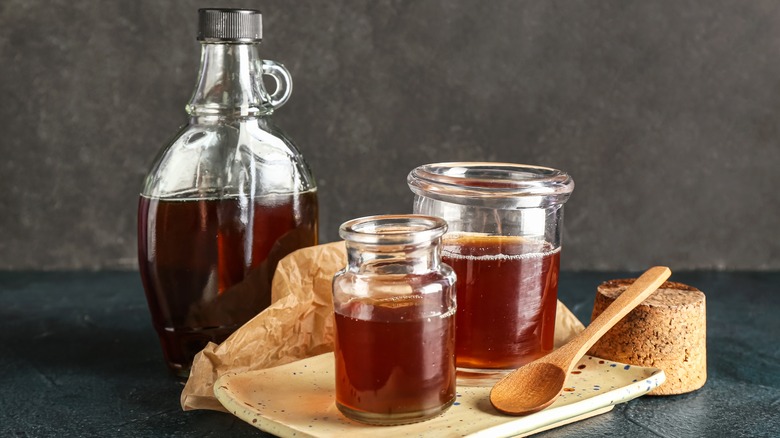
1;0;778;271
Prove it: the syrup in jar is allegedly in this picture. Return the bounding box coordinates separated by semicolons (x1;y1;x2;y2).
442;234;560;369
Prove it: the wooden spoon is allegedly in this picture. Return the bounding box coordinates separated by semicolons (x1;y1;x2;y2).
490;266;671;416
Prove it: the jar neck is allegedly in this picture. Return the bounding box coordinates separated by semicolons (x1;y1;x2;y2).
345;241;442;275
187;42;272;118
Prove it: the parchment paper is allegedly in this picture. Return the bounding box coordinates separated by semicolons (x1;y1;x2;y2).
181;241;586;412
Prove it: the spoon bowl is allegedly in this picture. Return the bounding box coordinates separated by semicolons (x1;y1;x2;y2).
490;266;672;416
490;362;567;416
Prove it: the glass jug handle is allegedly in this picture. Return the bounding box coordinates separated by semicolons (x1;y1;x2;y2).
261;60;293;109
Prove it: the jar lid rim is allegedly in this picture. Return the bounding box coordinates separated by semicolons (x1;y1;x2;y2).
407;162;574;208
339;214;447;245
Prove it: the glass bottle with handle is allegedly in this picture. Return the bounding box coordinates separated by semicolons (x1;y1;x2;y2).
138;8;318;377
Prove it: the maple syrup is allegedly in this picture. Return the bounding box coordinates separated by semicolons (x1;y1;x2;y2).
442;234;560;370
334;297;456;423
138;191;317;375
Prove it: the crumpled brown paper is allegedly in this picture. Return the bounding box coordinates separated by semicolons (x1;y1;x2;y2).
180;241;586;412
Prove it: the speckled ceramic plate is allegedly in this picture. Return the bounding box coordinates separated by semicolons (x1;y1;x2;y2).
214;353;665;437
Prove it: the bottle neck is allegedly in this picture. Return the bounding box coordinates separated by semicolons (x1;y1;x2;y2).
345;241;442;275
187;42;272;118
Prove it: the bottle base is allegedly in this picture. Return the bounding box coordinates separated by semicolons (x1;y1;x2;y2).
336;398;455;426
166;362;191;379
155;325;240;379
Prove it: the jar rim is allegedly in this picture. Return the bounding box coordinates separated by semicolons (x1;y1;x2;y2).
339;214;448;246
407;162;574;209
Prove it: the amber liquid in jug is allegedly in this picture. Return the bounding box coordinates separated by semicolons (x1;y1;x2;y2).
138;192;317;372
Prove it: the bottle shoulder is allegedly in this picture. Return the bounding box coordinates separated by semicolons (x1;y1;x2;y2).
141;118;316;198
166;118;300;156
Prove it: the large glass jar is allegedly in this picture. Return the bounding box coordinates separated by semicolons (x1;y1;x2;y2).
408;163;574;382
332;215;457;425
137;9;318;377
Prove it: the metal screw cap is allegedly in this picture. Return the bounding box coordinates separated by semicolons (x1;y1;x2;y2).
197;8;262;42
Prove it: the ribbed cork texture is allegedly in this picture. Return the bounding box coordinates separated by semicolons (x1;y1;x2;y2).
588;280;707;395
197;9;262;42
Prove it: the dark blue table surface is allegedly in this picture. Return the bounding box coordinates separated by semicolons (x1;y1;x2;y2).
1;271;778;437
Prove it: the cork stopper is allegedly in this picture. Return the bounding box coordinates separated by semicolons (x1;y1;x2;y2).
588;280;707;395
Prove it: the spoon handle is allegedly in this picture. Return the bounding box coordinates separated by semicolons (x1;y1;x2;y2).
553;266;671;369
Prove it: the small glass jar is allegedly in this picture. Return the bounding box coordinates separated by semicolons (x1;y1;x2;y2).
332;215;457;425
408;163;574;382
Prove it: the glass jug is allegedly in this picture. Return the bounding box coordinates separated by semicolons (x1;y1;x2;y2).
137;9;318;377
